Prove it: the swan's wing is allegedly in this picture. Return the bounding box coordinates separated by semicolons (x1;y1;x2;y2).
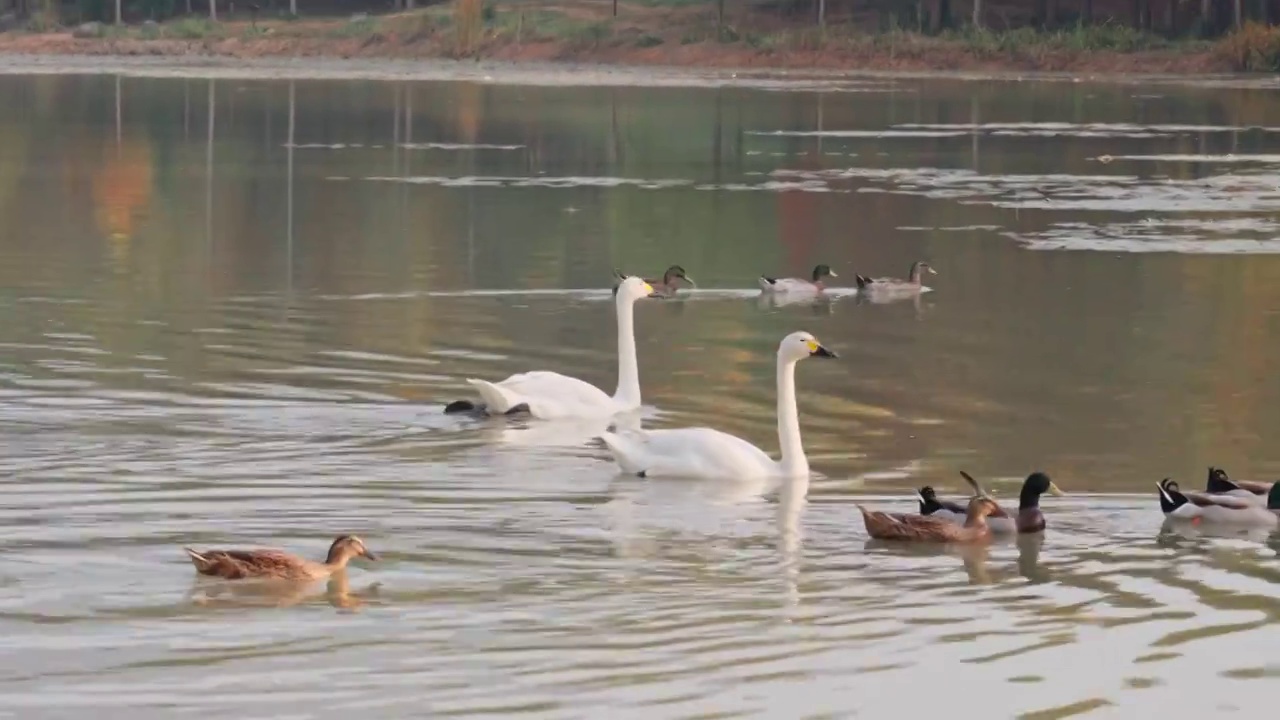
600;427;775;480
469;371;612;419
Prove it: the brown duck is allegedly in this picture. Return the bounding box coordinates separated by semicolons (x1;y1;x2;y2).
859;495;1004;543
855;261;937;293
612;265;695;297
183;534;378;581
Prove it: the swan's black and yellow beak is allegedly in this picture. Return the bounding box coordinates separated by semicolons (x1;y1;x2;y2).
806;339;839;358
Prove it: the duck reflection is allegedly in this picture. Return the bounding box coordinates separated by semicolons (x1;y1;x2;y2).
854;290;929;318
187;570;382;612
861;531;1047;586
756;291;837;314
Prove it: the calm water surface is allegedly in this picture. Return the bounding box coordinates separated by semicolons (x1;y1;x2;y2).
1;70;1279;718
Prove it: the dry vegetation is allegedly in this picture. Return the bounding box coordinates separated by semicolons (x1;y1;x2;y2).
2;0;1280;72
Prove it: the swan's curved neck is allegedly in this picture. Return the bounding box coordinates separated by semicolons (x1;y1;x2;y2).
612;295;641;408
776;356;807;476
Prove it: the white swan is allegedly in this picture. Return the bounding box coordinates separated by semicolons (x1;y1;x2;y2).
598;331;837;480
444;276;655;419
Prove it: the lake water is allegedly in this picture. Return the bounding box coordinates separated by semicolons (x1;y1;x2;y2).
1;65;1279;718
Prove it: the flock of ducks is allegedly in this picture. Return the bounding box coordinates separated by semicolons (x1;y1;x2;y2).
181;259;1059;583
1157;467;1280;527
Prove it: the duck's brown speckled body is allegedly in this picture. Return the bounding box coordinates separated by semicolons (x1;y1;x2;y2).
859;496;1003;544
184;535;378;581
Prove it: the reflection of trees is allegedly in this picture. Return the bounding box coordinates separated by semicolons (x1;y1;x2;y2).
4;75;1280;484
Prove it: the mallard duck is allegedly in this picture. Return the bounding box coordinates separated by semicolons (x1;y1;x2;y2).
859;495;1004;543
612;265;695;298
961;471;1064;533
758;264;837;294
1157;478;1280;526
916;483;1012;533
1205;466;1273;503
916;472;1063;534
854;261;936;294
183;534;379;581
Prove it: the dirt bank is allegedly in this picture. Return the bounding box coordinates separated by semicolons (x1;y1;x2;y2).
0;2;1266;79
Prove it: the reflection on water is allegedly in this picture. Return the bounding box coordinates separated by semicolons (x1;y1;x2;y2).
1;71;1280;717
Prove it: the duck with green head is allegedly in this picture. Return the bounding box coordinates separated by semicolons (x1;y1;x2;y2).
611;265;695;298
917;471;1064;534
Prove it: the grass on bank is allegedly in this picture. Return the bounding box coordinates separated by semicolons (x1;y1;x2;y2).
7;3;1280;71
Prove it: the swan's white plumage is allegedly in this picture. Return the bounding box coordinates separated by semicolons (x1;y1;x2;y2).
461;276;653;419
598;331;836;481
599;427;778;480
467;372;613;419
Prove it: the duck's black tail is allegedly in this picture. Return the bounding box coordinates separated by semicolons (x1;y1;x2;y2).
855;275;872;289
1157;478;1189;514
916;486;942;515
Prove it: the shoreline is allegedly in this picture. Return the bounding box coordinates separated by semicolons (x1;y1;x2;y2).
0;5;1278;89
0;52;1276;90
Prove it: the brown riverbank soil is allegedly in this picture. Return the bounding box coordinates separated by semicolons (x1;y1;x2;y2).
0;1;1247;75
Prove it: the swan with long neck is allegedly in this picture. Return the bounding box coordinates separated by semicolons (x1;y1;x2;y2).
444;276;655;419
597;331;837;480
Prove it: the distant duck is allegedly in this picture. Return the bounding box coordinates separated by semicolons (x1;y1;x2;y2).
612;265;695;298
183;535;379;581
758;264;837;294
1157;478;1280;527
855;261;936;294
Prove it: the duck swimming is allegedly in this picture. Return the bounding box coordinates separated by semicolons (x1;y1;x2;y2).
758;264;837;294
927;471;1065;534
183;534;379;581
1205;466;1273;504
855;261;936;294
859;495;1004;544
1157;478;1280;527
612;265;695;298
